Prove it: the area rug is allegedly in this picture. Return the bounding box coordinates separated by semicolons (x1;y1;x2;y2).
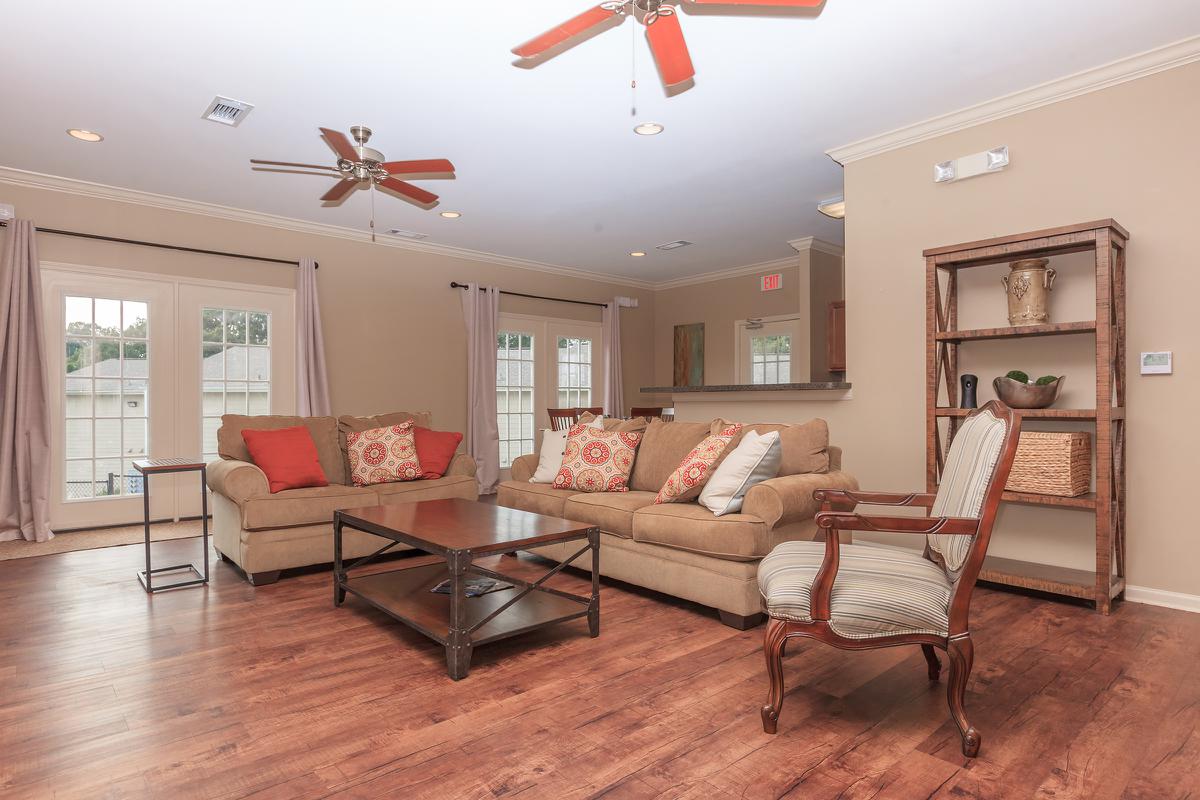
0;519;204;561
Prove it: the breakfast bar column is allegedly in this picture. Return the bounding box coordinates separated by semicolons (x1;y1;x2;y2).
446;549;474;680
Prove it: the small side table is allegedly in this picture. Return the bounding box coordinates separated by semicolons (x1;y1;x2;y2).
132;457;210;593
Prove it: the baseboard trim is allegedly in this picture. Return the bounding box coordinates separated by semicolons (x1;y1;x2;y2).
1125;584;1200;613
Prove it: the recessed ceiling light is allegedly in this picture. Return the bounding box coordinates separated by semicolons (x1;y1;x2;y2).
630;251;646;257
67;129;103;142
439;211;462;219
817;196;845;220
633;122;664;136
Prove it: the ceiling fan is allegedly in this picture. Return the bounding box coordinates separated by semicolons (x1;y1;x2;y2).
250;126;455;210
512;0;823;93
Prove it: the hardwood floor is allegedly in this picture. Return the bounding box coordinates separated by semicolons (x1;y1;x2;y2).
1;537;1197;799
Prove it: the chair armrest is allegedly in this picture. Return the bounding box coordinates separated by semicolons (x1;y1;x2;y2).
444;453;477;478
206;458;269;503
510;453;539;483
742;470;859;529
815;511;978;536
813;489;937;510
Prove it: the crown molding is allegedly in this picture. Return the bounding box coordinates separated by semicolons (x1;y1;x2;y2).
827;34;1200;165
788;236;845;258
0;165;659;290
653;254;799;291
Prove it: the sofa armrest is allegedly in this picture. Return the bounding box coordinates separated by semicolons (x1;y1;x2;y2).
510;453;539;482
742;470;859;529
206;458;269;504
445;453;477;478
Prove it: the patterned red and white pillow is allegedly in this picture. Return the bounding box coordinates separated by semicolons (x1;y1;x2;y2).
346;422;423;486
553;423;643;493
654;423;744;504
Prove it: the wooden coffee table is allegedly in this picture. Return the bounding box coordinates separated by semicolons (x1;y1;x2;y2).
333;498;600;680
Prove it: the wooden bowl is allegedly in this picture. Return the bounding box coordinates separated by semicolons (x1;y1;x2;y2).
992;375;1065;409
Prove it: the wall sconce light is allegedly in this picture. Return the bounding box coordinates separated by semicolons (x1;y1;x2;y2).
934;145;1009;183
816;196;845;219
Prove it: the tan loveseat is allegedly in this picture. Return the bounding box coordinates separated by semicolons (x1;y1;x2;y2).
497;418;857;628
207;411;477;585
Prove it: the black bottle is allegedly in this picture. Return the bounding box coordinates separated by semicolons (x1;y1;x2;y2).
960;374;979;409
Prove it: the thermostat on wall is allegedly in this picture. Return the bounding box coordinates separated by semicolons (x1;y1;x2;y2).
1141;351;1172;374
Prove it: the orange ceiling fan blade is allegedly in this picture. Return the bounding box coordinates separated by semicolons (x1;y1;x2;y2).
318;128;359;162
645;12;695;87
378;178;438;207
381;159;456;176
512;4;621;57
320;179;359;203
687;0;823;4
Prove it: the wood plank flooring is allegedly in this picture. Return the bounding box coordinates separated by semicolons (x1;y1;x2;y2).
1;536;1197;799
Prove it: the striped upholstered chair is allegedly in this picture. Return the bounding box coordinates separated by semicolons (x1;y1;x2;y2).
757;400;1021;757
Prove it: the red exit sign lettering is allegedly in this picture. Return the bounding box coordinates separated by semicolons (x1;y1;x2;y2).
760;273;783;292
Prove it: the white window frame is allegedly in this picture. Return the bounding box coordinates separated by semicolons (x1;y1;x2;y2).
734;314;809;386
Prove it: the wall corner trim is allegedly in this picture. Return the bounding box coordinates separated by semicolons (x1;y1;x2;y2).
788;236;845;258
826;34;1200;165
0;165;659;290
1125;585;1200;614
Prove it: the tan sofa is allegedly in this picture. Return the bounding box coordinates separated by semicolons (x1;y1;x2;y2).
207;411;477;585
497;417;857;628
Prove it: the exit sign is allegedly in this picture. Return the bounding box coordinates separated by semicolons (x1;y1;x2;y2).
760;273;783;292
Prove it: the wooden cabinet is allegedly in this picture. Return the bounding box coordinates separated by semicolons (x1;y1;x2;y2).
827;300;846;372
924;220;1127;614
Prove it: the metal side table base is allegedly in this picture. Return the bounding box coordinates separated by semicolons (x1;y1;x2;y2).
133;458;210;593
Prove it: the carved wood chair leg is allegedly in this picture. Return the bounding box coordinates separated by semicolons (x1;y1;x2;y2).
761;617;789;734
946;635;980;757
921;644;942;681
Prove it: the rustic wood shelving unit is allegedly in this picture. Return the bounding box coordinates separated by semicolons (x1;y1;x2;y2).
924;220;1128;613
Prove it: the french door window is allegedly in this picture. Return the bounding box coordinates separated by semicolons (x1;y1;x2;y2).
750;334;792;384
201;308;272;462
556;336;593;409
496;330;535;468
63;295;149;499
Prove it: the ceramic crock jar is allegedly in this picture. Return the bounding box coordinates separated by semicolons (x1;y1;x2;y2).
1002;258;1056;327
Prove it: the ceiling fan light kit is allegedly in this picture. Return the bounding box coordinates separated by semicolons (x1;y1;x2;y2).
633;121;664;135
67;129;104;142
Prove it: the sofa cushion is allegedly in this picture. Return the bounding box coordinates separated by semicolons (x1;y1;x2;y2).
741;419;829;476
563;491;659;539
628;420;713;493
553;426;642;493
655;423;743;505
372;474;478;503
633;502;769;561
497;479;572;518
413;427;463;479
219;415;345;486
339;411;433;477
240;484;377;531
346;423;422;486
240;426;329;493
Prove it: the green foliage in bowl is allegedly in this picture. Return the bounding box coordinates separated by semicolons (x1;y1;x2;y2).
1005;370;1030;383
1035;375;1058;385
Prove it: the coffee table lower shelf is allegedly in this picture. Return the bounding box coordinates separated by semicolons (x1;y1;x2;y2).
343;562;591;648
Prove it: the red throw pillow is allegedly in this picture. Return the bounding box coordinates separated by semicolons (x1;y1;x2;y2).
241;426;329;493
413;427;464;479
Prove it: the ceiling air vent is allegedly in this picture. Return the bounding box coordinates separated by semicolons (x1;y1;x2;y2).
387;228;428;240
202;96;254;127
656;240;693;251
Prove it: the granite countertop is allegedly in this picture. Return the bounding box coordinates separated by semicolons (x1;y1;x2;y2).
640;382;852;394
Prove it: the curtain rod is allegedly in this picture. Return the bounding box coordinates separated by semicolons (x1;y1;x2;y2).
449;281;606;309
0;220;312;268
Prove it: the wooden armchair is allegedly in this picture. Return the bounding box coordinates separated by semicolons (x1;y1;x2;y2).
757;400;1021;757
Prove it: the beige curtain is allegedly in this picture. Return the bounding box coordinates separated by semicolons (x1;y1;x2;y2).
602;296;637;418
0;220;53;542
295;257;331;416
461;283;500;494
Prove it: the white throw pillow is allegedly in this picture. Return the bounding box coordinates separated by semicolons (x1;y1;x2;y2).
699;430;782;516
528;416;604;483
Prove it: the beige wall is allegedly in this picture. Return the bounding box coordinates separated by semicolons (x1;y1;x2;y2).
0;183;657;437
808;250;844;382
673;61;1200;598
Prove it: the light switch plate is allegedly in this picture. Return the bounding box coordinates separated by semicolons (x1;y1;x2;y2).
1141;351;1172;374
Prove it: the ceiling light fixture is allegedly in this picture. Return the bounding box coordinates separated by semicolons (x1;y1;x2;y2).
67;129;103;142
439;211;462;219
817;196;845;220
630;251;646;257
633;122;664;136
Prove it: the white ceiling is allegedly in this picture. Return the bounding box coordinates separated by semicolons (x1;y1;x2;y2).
2;0;1198;282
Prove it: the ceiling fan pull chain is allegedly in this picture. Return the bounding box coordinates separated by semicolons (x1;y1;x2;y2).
370;181;376;243
630;6;638;117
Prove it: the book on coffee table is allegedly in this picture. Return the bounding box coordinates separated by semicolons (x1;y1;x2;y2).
430;577;513;598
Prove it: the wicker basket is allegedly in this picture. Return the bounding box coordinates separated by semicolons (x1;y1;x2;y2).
1005;431;1091;497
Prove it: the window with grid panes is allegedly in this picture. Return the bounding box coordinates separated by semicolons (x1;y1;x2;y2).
496;331;535;468
750;334;792;384
556;336;593;409
202;308;271;462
